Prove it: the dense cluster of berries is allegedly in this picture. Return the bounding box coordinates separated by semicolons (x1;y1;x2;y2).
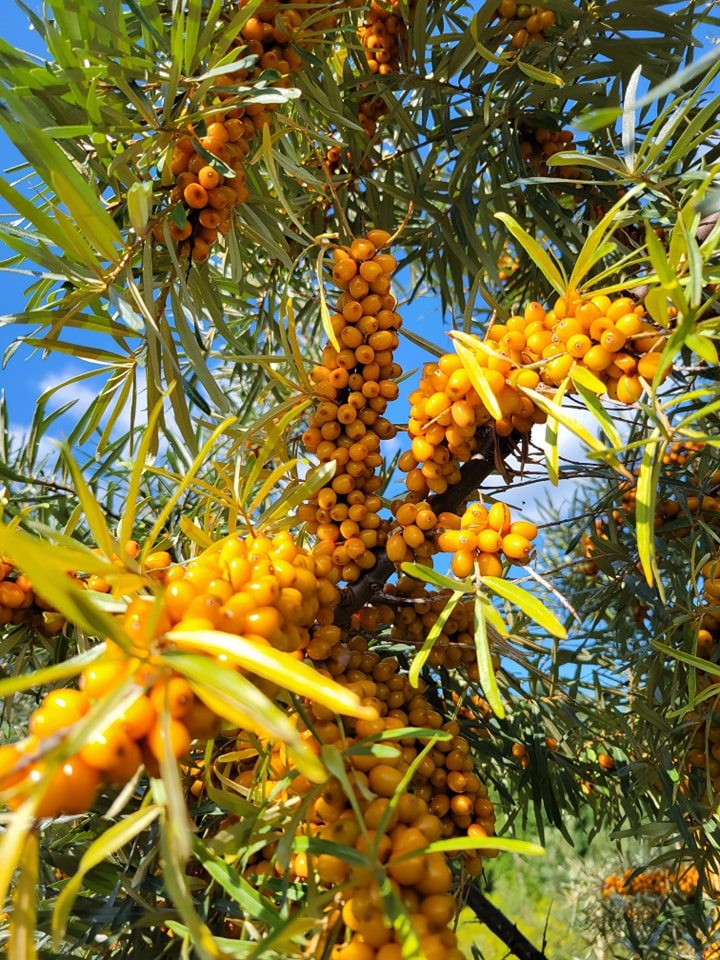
602;865;702;899
437;502;538;578
357;0;414;136
496;1;555;48
0;557;59;634
299;231;402;583
235;0;347;75
0;531;342;817
217;632;496;957
487;295;667;402
384;577;482;674
518;124;584;180
155;119;252;262
301;635;494;958
401;350;542;496
155;0;355;260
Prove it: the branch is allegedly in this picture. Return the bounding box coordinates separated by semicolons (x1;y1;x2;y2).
333;429;519;628
465;882;549;960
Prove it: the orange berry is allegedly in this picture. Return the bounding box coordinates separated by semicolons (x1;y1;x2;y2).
146;716;192;763
80;721;137;771
451;549;476;579
583;344;613;372
30;688;91;738
183;182;209;209
150;676;195;720
509;519;538;541
30;757;100;818
501;533;533;562
197;165;221;189
488;502;512;534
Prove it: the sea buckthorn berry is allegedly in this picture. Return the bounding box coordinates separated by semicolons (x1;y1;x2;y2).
452;550;475;579
510;520;537;540
583;344;613;372
616;374;642;404
30;688;91;738
502;533;533;562
488;502;511;534
80;722;137;771
32;757;101;818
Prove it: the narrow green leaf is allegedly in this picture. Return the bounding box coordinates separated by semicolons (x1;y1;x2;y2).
570;374;623;450
517;61;564;86
164;651;326;784
636;431;665;598
127;181;153;237
51;169;122;263
400;562;466;593
449;334;502;420
409;590;464;688
494;213;566;295
481;576;567;639
167;631;376;721
53;806;161;945
424;835;545;857
474;595;505;719
316;245;339;351
0;524;129;645
8;828;38;960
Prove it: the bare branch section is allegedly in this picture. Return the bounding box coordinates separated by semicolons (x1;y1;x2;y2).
333;430;520;628
466;883;550;960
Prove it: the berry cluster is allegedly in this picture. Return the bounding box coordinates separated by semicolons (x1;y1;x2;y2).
602;865;702;899
219;632;496;957
486;295;667;402
299;230;403;583
496;1;555;48
155;118;252;262
385;577;482;675
0;530;343;817
357;0;415;136
437;502;538;579
518;124;586;182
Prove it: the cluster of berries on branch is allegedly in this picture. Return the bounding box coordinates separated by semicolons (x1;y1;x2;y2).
357;0;416;136
496;1;555;49
0;530;344;817
299;229;402;584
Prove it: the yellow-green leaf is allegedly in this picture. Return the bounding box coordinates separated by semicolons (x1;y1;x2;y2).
494;213;567;295
449;333;502;419
409;590;464;688
0;524;128;645
570;373;623;450
316;245;340;351
167;630;377;720
636;431;666;599
517;61;564;86
127;181;153;237
423;835;545;857
474;595;505;719
8;828;38;960
481;576;567;639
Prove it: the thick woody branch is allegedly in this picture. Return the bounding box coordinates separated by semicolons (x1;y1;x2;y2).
333;430;519;628
466;882;549;960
